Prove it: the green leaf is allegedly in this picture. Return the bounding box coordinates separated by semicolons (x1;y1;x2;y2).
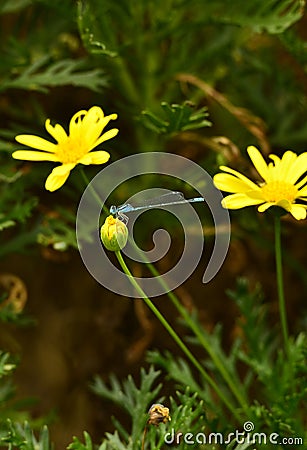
210;0;305;34
141;102;211;135
0;421;52;450
91;367;163;450
0;167;39;233
0;57;108;93
102;431;127;450
39;426;50;450
77;0;119;57
9;198;39;225
91;366;162;417
68;432;93;450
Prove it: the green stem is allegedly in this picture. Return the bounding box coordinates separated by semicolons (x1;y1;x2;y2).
115;250;241;421
274;215;289;356
110;57;141;107
142;259;248;412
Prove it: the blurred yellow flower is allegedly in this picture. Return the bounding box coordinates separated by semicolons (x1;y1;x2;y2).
213;146;307;220
13;106;118;192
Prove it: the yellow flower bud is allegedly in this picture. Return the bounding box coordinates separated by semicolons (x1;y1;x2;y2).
100;215;128;251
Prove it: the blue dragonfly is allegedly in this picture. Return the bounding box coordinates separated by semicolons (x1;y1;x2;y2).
110;191;204;223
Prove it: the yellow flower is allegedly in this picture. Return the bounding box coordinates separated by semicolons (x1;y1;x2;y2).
100;215;128;251
12;106;118;192
213;146;307;220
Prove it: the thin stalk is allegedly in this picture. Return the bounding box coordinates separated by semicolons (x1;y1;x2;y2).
274;215;289;356
109;57;141;107
115;250;241;421
141;425;148;450
142;259;248;412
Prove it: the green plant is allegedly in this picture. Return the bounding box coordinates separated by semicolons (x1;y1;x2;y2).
0;0;306;449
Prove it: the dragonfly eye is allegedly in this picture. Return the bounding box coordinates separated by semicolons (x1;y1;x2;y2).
109;205;117;215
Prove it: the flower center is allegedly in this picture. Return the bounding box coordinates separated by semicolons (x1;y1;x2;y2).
261;180;298;203
56;138;87;164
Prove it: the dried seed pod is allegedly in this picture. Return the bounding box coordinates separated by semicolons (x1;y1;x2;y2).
148;403;171;426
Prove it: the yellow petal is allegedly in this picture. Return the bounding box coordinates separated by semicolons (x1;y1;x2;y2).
79;151;110;165
276;199;292;211
69;109;88;137
12;150;59;162
288;204;307;220
218;166;260;190
15;134;57;152
288;152;307;184
70;107;103;141
271;198;305;218
247;146;270;182
277;151;297;181
86;111;118;133
214;173;259;194
221;193;263;209
296;174;307;190
297;184;307;196
86;116;118;147
97;113;118;130
259;200;307;219
81;107;105;143
244;189;266;200
91;128;119;150
82;106;104;128
69;108;118;150
45;120;68;143
267;155;280;181
269;154;281;164
45;163;75;191
258;202;275;212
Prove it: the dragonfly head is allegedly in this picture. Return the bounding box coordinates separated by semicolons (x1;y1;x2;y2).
109;205;117;215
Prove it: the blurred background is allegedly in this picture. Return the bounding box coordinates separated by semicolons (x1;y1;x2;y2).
0;0;306;447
